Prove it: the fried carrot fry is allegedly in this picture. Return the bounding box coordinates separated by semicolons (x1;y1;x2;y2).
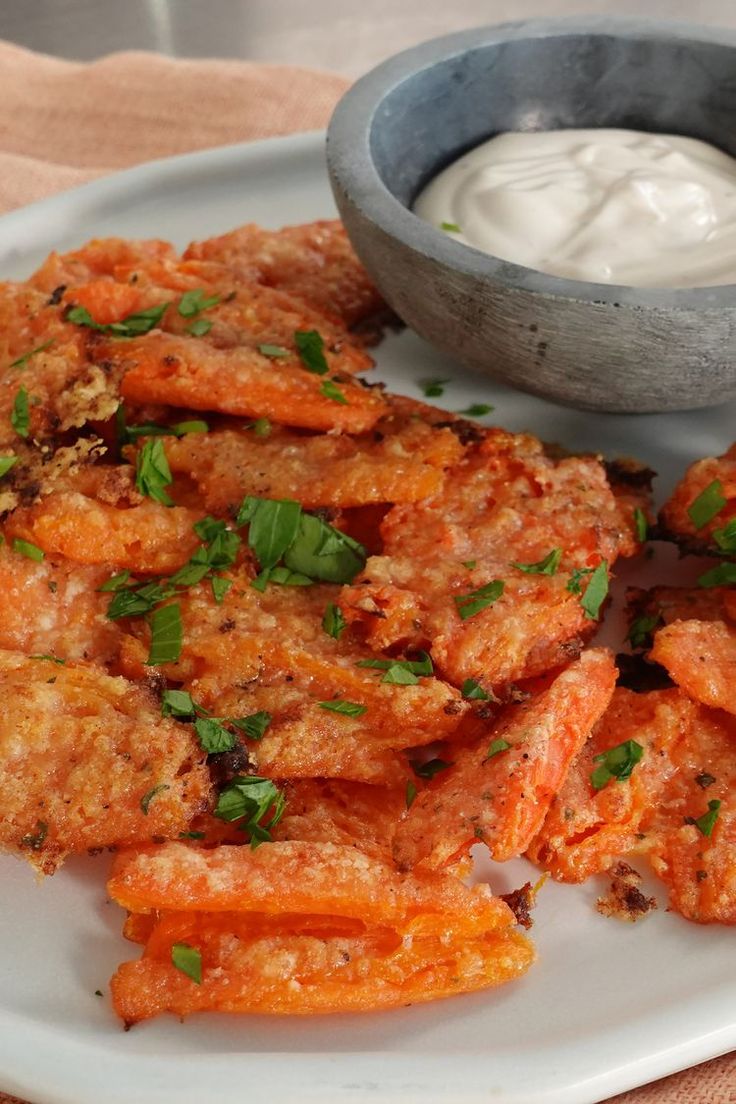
28;237;178;293
658;443;736;555
650;619;736;715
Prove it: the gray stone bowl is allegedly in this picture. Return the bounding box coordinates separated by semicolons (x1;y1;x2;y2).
326;17;736;413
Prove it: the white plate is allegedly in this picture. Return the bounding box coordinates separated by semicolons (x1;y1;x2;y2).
0;133;734;1104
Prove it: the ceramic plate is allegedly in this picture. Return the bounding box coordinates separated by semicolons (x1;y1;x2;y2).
0;132;733;1104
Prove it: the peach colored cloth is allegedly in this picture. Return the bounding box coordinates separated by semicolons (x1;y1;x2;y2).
0;39;732;1104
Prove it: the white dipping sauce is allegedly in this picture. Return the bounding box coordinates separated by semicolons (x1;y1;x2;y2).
414;128;736;287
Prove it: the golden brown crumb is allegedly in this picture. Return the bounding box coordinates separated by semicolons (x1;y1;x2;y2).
597;861;657;922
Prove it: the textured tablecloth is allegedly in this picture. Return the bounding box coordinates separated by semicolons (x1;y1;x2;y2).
0;38;733;1104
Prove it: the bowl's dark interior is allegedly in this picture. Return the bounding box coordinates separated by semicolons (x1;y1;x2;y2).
371;32;736;207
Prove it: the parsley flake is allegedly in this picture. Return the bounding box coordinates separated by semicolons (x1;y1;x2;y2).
161;689;197;718
211;575;232;604
323;602;346;639
294;329;328;375
461;678;491;701
9;340;54;369
441;221;462;232
246;417;272;437
135;438;173;505
283;512;365;583
405;780;418;809
214;775;286;847
454;579;504;620
688;799;721;838
698;562;736;588
21;820;48;850
146;603;182;666
713;518;736;554
591;739;644;790
412;758;453;780
578;561;609;620
687;480;726;529
484;738;511;760
98;570;132;593
258;344;289;358
0;455;17;478
626;613;662;649
457;403;493;417
318;700;367;717
633;507;649;543
418;378;448;398
177;288;220;318
186;318;212;337
67;302;169;337
356;652;432;685
512;548;562;576
320;378;348;404
13;538;44;562
171;942;202;985
10;387;30;438
194;717;238;754
231;711;272;741
29;653;65;664
140;783;170;814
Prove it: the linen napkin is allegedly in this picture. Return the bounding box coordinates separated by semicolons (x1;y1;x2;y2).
0;39;732;1104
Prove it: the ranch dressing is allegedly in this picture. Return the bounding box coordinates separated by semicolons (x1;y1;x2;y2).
414;128;736;287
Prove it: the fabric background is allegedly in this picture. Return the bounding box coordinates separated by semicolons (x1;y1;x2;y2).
0;38;733;1104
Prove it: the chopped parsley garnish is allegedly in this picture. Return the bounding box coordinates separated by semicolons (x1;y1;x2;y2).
135;438;174;506
572;561;609;620
171;420;209;436
186;318;212;337
591;739;644;790
633;507;649;543
356;652;432;685
67;301;170;336
211;575;232;604
454;579;504;621
11;387;30;438
258;344;289;358
98;570;132;593
21;820;48;850
687;799;721;838
232;711;272;741
146;603;182;665
566;566;593;594
713;518;736;554
322;602;346;639
161;688;198;718
484;738;511;761
512;548;562;576
626;613;662;649
283;511;365;583
698;562;736;588
0;455;17;478
405;780;418;809
9;340;54;369
441;221;462;232
140;783;170;814
194;717;238;754
246;417;272;437
238;496;301;569
294;329;329;375
461;678;491;701
29;653;65;664
118;410;209;443
418;378;449;398
457;403;493;417
318;700;367;717
13;538;44;562
106;580;174;620
412;757;453;780
462;560;477;569
177;288;220;318
687;480;726;529
320;378;348;404
251;565;312;591
171;942;202;985
214;775;286;847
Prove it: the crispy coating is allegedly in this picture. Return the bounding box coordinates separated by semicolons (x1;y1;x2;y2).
627;584;735;631
393;648;617;870
528;686;736;923
341;430;639;692
272;780;405;860
184;220;386;332
650;619;736;715
658;443;736;555
163;413;463;513
28;237;178;293
0;650;210;874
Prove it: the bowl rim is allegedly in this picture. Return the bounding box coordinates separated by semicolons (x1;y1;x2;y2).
326;15;736;309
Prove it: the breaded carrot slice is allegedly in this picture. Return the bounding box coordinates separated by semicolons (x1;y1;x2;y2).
163;416;463;513
108;839;513;937
111;912;534;1022
28;237;177;293
272;780;405;859
5;490;202;574
658;444;736;555
0;543;121;665
341;430;636;692
115;332;385;433
0;650;209;874
393;648;617;870
650;619;736;715
626;584;734;632
184;220;386;332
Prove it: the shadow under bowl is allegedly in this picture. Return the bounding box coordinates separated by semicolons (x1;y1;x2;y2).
327;16;736;413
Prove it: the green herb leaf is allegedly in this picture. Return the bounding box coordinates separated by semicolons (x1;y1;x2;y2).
713;518;736;554
462;560;477;569
566;567;594;595
579;561;609;620
29;653;65;664
250;565;313;591
211;576;232;604
626;613;662;649
484;738;511;761
322;602;346;639
146;603;182;666
9;340;54;369
179;831;205;840
320;378;348;404
178;289;220;318
698;562;736;588
238;495;302;569
318;700;367;717
634;507;649;543
356;652;433;685
246;417;272;437
195;717;238;754
0;455;17;478
412;758;452;780
161;689;197;718
231;711;272;741
283;512;366;584
135;438;173;505
419;378;448;398
106;580;174;620
258;344;289;358
171;942;202;984
690;799;721;838
405;780;418;809
121;418;209;442
511;548;562;576
69;302;170;337
172;419;209;436
186;317;212;337
591;739;644;790
461;678;491;701
454;579;504;621
457;403;493;417
98;570;132;593
441;221;462;232
21;820;48;850
294;329;329;374
13;538;44;562
214;775;286;847
140;783;170;814
687;480;726;529
11;387;30;438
